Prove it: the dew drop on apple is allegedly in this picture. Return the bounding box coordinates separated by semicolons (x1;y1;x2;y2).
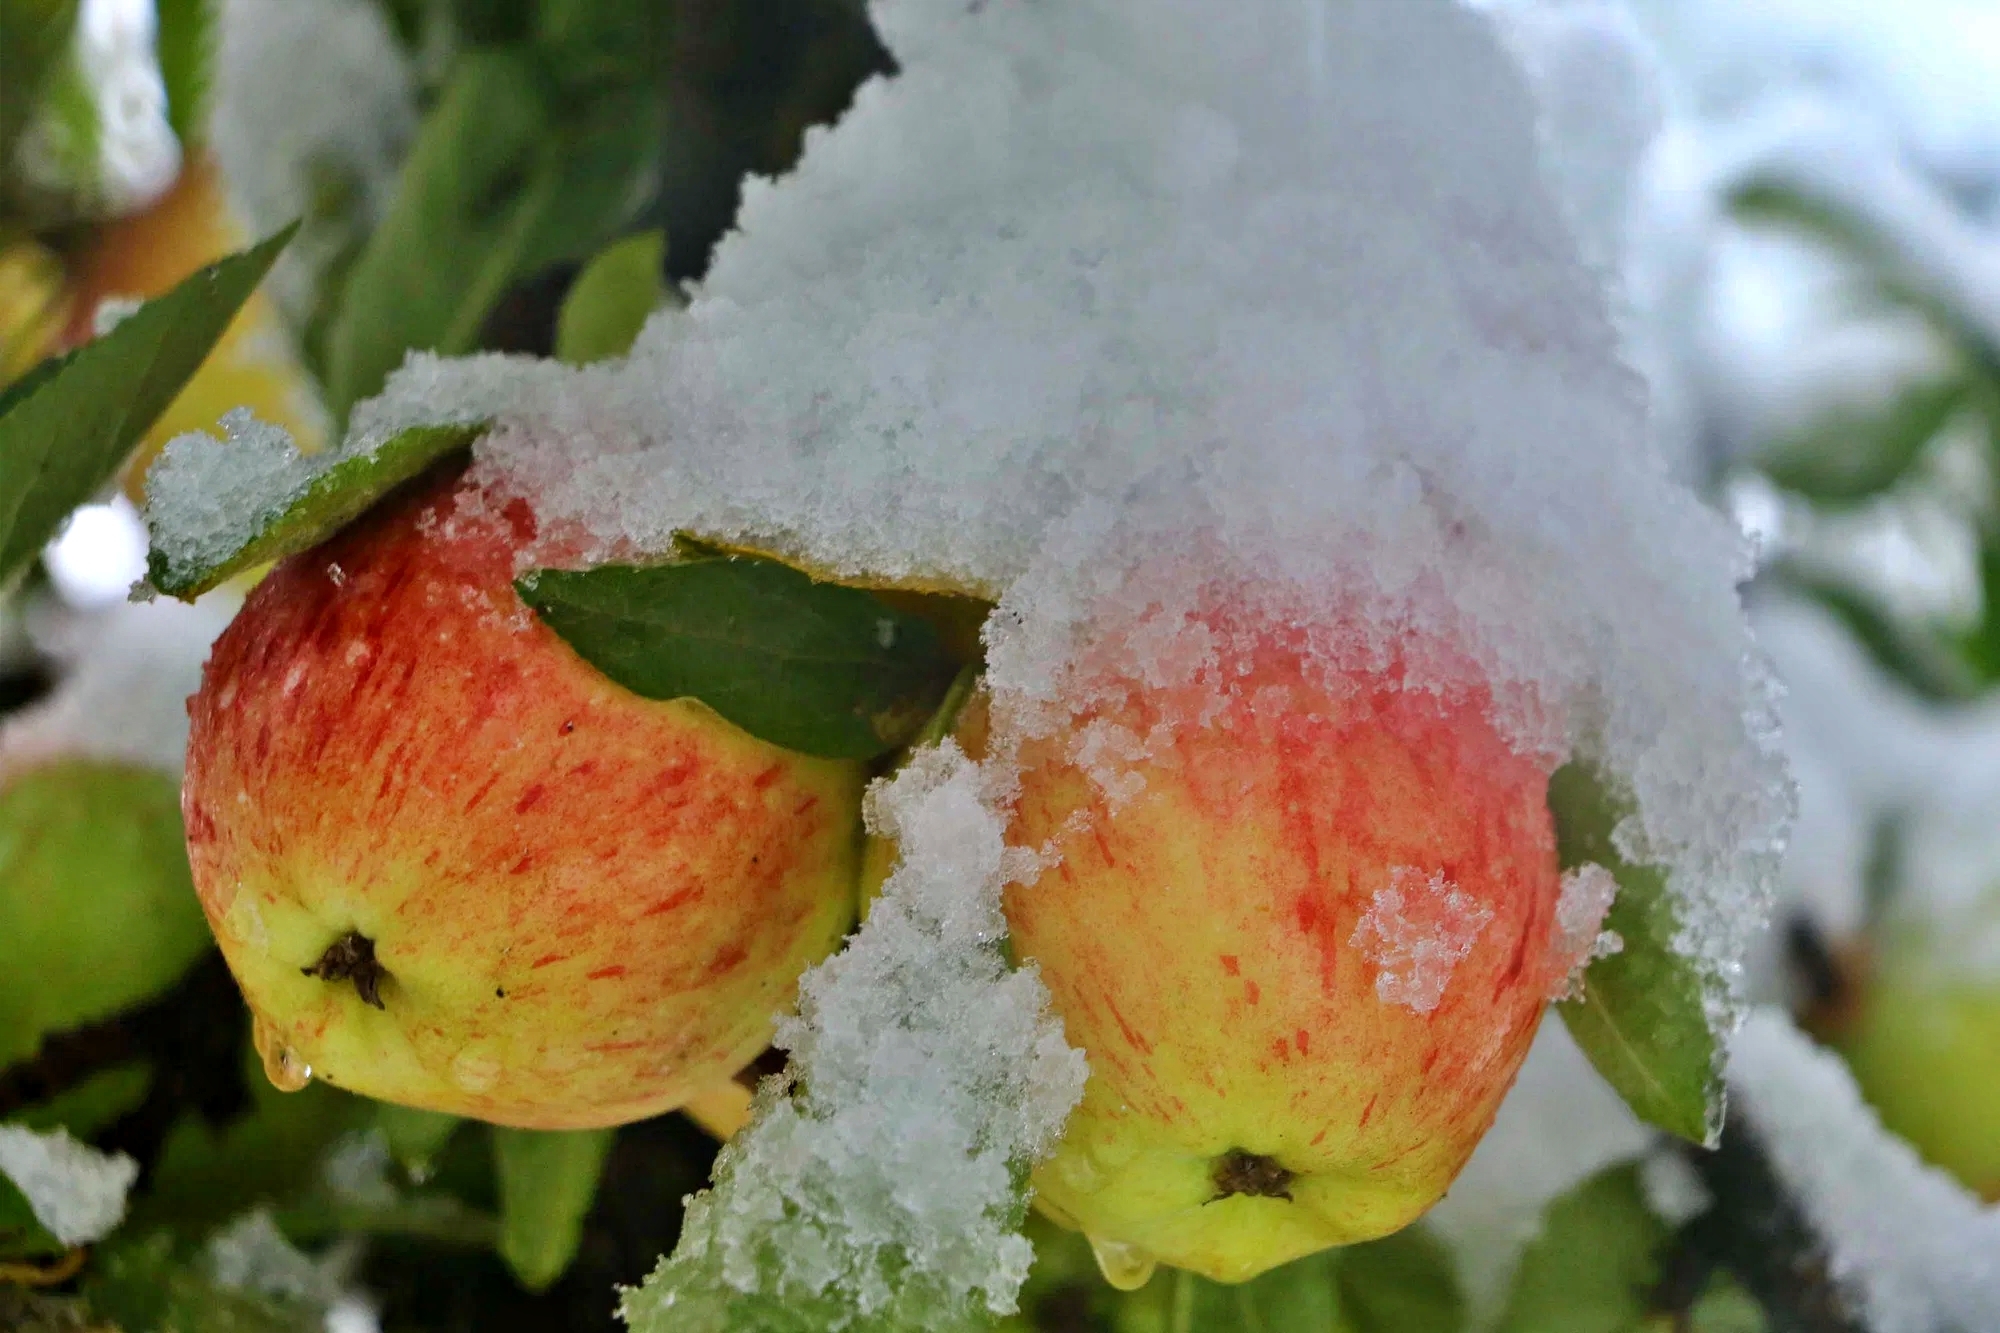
450;1047;502;1093
1087;1235;1156;1292
253;1013;313;1092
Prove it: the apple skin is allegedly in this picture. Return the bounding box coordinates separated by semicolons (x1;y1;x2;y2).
1000;625;1570;1283
183;468;864;1129
1834;927;2000;1202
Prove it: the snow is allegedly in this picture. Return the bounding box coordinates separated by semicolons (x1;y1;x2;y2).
143;408;334;589
1729;1009;2000;1333
208;0;417;324
0;1125;138;1247
43;497;150;609
151;0;1790;1314
0;586;236;778
1351;868;1496;1015
354;0;1783;1020
206;1209;350;1309
1550;863;1623;1001
620;745;1086;1324
13;0;180;220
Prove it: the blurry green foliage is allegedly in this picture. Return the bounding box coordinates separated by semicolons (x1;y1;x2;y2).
0;762;212;1071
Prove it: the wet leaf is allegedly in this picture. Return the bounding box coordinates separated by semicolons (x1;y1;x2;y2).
1549;764;1721;1146
518;555;962;760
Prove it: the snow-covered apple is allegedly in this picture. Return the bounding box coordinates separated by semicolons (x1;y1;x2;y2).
183;466;864;1129
998;616;1579;1284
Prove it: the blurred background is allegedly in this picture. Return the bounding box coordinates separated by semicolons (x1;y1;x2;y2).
3;1;1997;1330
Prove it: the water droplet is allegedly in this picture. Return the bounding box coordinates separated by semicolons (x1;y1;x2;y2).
1050;1146;1102;1194
253;1013;312;1092
450;1048;501;1093
1088;1235;1156;1291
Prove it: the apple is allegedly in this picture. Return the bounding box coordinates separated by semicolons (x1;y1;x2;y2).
1832;919;2000;1202
182;466;864;1129
997;617;1574;1284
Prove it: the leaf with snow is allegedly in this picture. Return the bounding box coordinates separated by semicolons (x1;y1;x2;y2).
142;413;483;600
1549;762;1722;1146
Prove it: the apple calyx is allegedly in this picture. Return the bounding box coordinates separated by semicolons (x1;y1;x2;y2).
302;931;389;1011
1211;1150;1295;1204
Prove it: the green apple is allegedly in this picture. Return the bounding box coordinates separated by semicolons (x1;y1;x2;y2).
1834;912;2000;1202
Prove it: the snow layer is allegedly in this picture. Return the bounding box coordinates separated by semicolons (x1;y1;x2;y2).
153;0;1789;1314
0;1125;137;1247
1730;1009;2000;1333
621;747;1085;1323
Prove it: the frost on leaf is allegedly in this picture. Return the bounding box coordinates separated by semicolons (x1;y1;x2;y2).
0;1125;137;1247
1352;867;1497;1014
619;747;1086;1331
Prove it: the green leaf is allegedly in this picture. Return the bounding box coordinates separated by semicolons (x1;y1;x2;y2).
556;229;669;364
8;1064;152;1139
0;761;215;1072
130;1046;370;1239
323;51;546;421
0;1169;67;1262
518;556;962;760
323;49;659;422
1548;764;1721;1145
0;0;79;174
154;0;216;147
143;419;484;600
84;1232;319;1333
1494;1161;1664;1333
1101;1227;1461;1333
0;224;293;591
491;1125;613;1291
376;1103;463;1180
1336;1226;1467;1332
1758;376;1968;507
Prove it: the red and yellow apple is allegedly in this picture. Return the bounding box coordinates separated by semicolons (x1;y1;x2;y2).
183;467;864;1129
998;617;1575;1283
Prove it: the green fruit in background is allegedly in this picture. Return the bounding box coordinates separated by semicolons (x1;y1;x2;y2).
1834;917;2000;1202
0;759;214;1070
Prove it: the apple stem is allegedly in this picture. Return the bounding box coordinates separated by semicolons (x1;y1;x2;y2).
1209;1149;1295;1203
303;931;390;1010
